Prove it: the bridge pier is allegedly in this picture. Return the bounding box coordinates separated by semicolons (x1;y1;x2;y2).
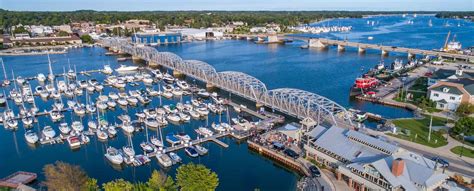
148;61;160;67
256;102;264;109
308;39;327;48
381;50;389;56
358;47;366;54
206;83;217;91
337;45;345;52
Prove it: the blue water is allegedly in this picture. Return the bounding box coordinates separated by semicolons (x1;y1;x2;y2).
1;15;473;190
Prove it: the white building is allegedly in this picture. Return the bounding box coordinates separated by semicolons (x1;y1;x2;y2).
250;27;267;33
29;25;54;37
428;78;474;111
167;28;223;40
53;25;72;33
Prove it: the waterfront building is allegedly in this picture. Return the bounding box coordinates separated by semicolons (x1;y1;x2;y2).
53;25;73;33
304;126;448;191
131;32;182;45
428;78;474;111
3;35;82;48
427;69;474;86
167;28;223;40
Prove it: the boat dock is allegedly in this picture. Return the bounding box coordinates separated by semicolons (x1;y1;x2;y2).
0;171;37;189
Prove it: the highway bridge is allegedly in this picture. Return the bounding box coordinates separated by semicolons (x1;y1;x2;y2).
101;38;354;129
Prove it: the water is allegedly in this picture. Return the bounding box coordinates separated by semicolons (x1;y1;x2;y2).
1;15;473;190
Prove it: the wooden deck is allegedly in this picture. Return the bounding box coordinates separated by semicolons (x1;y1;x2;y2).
0;171;37;188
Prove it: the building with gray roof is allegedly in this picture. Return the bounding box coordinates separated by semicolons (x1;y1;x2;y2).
303;125;448;191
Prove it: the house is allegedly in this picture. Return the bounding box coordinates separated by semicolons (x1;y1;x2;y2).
304;125;448;191
3;35;82;48
427;69;474;86
428;78;474;111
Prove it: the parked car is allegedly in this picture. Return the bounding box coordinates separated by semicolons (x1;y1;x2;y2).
431;156;450;168
284;149;299;159
309;165;321;177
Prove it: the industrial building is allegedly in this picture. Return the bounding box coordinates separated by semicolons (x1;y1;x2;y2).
131;32;182;45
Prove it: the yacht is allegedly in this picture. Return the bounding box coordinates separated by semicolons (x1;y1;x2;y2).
150;136;164;148
176;132;191;142
166;114;181;123
115;65;139;72
196;127;213;137
67;136;81;148
140;142;155;153
197;89;210;98
42;126;56;139
105;147;124;165
37;73;46;82
211;123;226;132
59;123;71;134
178;112;190;122
24;130;39;144
194;145;208;155
102;65;113;75
96;129;108;141
184;146;199;157
166;133;181;145
176;80;189;90
144;117;159;128
156;153;173;167
121;122;135;134
71;121;84;132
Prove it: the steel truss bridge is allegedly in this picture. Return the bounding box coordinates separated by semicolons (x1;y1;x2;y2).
102;39;353;128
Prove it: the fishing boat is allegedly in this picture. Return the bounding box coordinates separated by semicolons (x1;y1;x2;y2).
391;59;404;71
59;123;71;134
184;146;199;157
24;130;39;144
156;153;173;167
349;76;379;97
104;147;124;165
166;133;181;145
194;145;208;155
115;65;139;72
42;126;56;139
169;152;182;163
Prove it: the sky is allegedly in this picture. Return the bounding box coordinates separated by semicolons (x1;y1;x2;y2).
1;0;473;11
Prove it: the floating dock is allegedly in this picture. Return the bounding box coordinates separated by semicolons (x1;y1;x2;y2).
0;171;37;188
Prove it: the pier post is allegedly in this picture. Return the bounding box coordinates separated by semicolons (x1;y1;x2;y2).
358;47;366;54
337;45;345;52
381;49;389;56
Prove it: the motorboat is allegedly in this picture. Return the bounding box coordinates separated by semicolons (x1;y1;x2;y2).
81;134;90;144
122;145;135;157
211;123;226;132
197;89;210;98
49;110;64;121
176;132;191;142
118;115;131;123
196;107;209;116
78;80;88;88
115;65;139;72
126;96;138;105
166;114;181;123
67;100;77;109
196;127;213;137
156;153;173;168
86;104;96;113
24;130;39;144
104;147;124;165
151;136;164;148
169;152;182;163
108;92;119;100
67;136;81;148
184;146;199;157
117;98;128;106
102;65;113;75
176;80;189;90
96;101;108;110
189;110;201;119
144;117;159;128
71;121;84;132
22;116;34;127
146;88;160;96
107;100;117;108
59;123;71;134
194;145;208;155
6;118;18;129
178;112;190;122
162;91;173;99
121;122;135;134
88;121;97;130
51;90;61;99
73;104;86;115
162;74;175;84
108;126;117;137
96;129;108;141
42;126;56;139
140;142;155;153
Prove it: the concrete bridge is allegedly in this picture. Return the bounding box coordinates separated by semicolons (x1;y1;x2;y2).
101;38;354;129
302;37;473;61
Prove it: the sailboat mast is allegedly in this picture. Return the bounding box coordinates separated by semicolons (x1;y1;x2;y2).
1;58;8;80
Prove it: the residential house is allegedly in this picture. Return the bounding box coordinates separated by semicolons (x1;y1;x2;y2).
427;69;474;86
428;78;474;111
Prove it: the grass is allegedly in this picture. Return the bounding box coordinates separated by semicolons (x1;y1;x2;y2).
388;116;449;148
450;146;474;159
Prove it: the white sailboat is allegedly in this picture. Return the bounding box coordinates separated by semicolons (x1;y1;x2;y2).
47;54;55;82
1;58;10;86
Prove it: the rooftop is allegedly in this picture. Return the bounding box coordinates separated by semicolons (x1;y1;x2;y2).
430;69;474;80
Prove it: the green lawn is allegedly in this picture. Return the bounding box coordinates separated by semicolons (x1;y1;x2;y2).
450;146;474;159
388;116;448;148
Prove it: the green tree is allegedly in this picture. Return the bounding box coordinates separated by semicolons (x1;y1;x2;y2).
452;117;474;136
13;26;28;34
147;170;176;191
176;163;219;191
43;161;90;191
456;103;474;116
84;178;99;191
80;34;94;44
57;31;70;36
102;179;134;191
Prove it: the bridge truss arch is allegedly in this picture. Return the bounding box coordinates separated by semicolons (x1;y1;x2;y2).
177;60;217;82
264;88;352;126
216;71;268;103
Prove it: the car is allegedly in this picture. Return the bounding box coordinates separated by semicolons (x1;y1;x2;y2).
309;165;321;177
284;149;299;159
431;156;450;168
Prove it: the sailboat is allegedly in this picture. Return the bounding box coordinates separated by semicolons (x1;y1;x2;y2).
1;58;10;86
123;134;135;157
47;54;55;82
428;19;433;27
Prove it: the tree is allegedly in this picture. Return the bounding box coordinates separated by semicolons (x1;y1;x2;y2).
13;26;28;34
176;163;219;191
43;161;90;191
456;103;474;116
147;170;176;191
452;117;474;137
102;179;134;191
80;34;94;44
85;178;99;191
57;31;70;37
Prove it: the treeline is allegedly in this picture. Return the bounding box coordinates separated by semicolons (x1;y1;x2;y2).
0;9;441;30
435;12;474;19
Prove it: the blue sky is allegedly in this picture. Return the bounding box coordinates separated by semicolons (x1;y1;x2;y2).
1;0;473;11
